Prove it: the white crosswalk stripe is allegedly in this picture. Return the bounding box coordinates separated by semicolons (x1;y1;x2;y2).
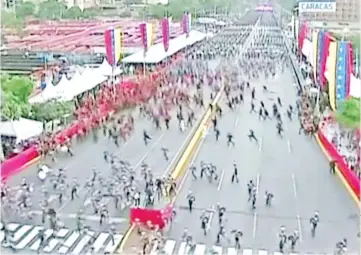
151;239;316;255
0;223;123;254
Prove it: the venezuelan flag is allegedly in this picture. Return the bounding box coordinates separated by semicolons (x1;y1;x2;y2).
335;41;348;107
328;41;338;111
104;28;122;65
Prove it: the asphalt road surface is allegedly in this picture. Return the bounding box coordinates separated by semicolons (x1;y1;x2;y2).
159;32;359;255
0;66;217;254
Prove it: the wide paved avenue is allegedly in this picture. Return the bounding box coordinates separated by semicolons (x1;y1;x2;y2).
160;28;359;255
1;81;215;254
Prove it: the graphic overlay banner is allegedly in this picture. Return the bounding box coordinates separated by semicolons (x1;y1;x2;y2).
327;41;338;110
336;41;347;107
298;0;336;13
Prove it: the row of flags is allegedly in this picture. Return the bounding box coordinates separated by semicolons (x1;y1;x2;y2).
104;12;193;66
297;22;355;110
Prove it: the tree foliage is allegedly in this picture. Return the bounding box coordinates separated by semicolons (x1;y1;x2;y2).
1;10;25;29
0;74;73;122
64;6;83;19
16;2;36;18
37;0;67;19
31;102;73;122
335;97;360;129
2;75;34;103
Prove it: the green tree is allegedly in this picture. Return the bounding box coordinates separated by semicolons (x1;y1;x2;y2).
1;10;25;29
1;90;22;120
82;8;97;19
336;97;360;129
16;2;35;18
31;101;73;122
64;6;83;19
2;75;35;103
37;0;67;19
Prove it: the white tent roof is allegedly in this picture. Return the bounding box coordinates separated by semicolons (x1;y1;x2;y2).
69;67;108;97
0;118;43;142
97;58;122;76
122;30;206;64
28;83;58;104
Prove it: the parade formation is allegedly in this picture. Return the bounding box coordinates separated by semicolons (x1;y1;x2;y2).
0;8;359;255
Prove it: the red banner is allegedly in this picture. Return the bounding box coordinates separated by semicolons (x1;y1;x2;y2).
104;29;115;66
317;131;360;199
298;23;307;53
320;32;331;86
1;147;39;182
130;207;165;229
182;12;188;35
130;203;174;230
139;23;148;51
161;17;170;52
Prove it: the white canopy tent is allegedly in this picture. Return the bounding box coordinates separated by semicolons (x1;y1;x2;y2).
28;83;59;104
122;30;207;64
68;67;108;97
53;74;74;101
0;118;43;143
97;59;122;76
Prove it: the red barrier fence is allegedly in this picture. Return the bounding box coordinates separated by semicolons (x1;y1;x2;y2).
1;147;39;182
130;204;174;230
317;130;360;199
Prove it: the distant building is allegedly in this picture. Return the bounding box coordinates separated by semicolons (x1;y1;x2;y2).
298;0;359;22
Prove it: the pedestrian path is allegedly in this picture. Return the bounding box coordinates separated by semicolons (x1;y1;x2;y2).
150;239;323;255
0;223;123;254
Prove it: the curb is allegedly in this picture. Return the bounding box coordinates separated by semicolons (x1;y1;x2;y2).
314;133;360;206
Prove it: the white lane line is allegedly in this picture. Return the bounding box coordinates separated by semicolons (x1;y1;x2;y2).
235;118;239;127
30;211;127;223
297;215;303;242
207;205;215;231
252;212;258;238
291;174;297;198
256;173;260;194
217;168;225;191
287;139;291;153
258;137;263;152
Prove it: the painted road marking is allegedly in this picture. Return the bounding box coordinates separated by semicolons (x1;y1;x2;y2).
104;234;123;254
58;232;80;253
92;232;109;253
72;231;94;255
